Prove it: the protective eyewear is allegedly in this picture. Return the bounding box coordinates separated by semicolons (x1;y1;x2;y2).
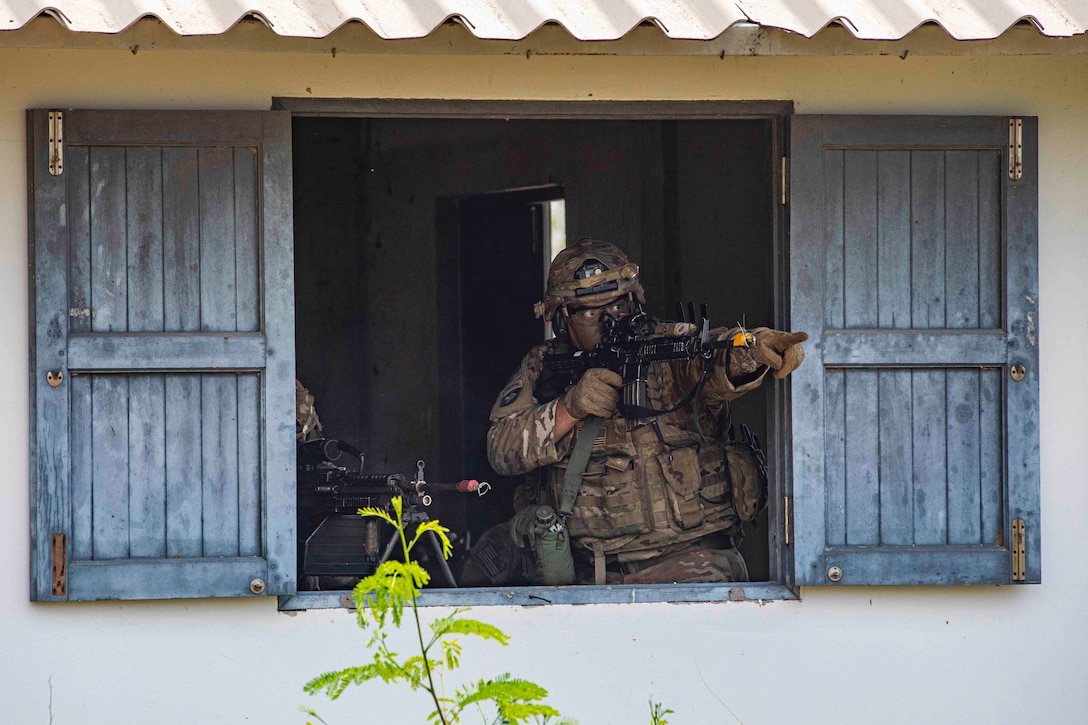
566;298;631;326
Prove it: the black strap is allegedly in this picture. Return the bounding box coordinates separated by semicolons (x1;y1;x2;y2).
558;415;604;524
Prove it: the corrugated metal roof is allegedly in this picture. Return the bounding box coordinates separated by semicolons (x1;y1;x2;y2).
2;1;1086;41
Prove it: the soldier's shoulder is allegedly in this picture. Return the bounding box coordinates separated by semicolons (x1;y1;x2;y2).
492;343;552;419
528;335;570;363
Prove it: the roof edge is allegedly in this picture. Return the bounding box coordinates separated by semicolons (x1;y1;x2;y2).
0;16;1085;57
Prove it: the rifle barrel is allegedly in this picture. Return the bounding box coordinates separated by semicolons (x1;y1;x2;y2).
425;479;491;494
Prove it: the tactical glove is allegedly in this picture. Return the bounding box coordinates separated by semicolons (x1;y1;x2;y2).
561;368;623;420
751;328;809;379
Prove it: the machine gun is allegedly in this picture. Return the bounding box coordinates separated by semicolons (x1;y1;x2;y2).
297;438;490;590
535;303;753;419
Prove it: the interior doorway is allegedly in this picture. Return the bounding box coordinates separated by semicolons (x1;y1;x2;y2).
444;186;566;536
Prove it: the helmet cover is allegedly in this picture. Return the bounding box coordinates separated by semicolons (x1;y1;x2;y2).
534;238;645;321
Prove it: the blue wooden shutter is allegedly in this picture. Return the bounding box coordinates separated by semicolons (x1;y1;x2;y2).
29;110;296;600
790;116;1039;586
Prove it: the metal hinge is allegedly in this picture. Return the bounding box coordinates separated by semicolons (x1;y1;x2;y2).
1008;118;1023;181
1011;518;1026;581
783;495;792;546
47;111;64;176
52;533;66;596
780;156;790;205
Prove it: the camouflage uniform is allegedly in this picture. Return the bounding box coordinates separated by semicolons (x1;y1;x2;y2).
487;331;768;585
295;379;322;440
480;238;806;585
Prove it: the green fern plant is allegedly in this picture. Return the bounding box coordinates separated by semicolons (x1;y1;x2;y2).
303;497;570;725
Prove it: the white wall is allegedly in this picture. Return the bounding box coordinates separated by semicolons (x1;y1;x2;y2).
1;32;1086;725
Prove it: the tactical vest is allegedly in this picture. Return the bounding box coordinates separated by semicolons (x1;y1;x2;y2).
546;360;743;562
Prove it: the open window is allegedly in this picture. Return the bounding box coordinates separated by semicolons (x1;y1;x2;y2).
287;107;790;605
28;106;1039;605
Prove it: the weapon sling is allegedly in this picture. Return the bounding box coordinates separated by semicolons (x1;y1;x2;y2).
558;415;604;521
557;415;604;583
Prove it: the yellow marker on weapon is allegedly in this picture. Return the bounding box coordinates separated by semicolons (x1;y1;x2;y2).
732;328;756;348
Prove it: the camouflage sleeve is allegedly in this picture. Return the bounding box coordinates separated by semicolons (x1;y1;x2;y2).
677;326;769;408
486;346;574;476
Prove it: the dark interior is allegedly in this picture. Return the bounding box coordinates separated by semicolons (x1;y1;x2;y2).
292;115;776;587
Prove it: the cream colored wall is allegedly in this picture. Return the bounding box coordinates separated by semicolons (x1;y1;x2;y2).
1;40;1087;725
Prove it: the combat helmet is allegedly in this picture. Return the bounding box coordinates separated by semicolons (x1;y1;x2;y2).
533;238;645;323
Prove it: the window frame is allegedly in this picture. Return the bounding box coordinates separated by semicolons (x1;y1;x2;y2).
28;102;1038;607
274;98;798;610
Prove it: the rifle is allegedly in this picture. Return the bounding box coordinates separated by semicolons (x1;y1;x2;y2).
535;303;752;419
297;439;490;588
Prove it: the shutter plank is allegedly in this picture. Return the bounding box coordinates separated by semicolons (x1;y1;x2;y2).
126;148;164;333
202;375;240;557
163;148;201;333
166;375;203;558
30;110;73;600
844;371;879;545
822;547;1009;585
260;112;298;594
824;150;845;329
70;375;93;560
129;375;167;557
238;375;261;556
877;151;911;329
946;370;982;545
90;148;127;333
65;110;265;146
844;151;877;329
68;332;265;371
979;369;1003;545
945;151;980;329
235;148;260;333
68;147;92;334
879;370;913;545
199;149;237;333
978;151;1002;329
67;147;94;562
817;116;1008;147
911;370;947;545
69;558;268;601
824;369;846;546
193;137;256;564
1005;117;1041;582
789;116;830;584
125;149;168;559
911;151;945;329
822;331;1007;366
92;376;129;559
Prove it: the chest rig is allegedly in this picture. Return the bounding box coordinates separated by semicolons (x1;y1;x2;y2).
546;360;742;561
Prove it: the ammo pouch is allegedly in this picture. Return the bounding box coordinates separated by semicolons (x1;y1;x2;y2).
719;424;769;522
655;423;768;526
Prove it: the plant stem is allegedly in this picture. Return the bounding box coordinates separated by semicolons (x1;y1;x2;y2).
401;516;450;725
411;596;448;724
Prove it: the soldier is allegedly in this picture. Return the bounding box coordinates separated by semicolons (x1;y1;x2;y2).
295;379;323;441
481;238;807;585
